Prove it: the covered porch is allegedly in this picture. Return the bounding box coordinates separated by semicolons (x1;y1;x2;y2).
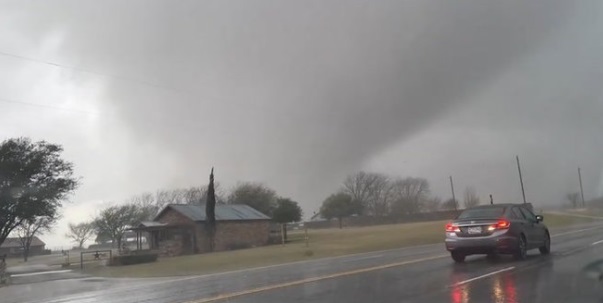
128;222;198;257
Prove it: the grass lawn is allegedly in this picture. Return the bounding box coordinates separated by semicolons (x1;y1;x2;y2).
5;257;23;267
80;211;603;278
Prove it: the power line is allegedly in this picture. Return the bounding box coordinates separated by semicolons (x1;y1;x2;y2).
0;50;186;95
0;97;100;115
0;49;342;122
0;49;256;114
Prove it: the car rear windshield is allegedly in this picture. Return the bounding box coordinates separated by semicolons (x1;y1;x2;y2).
457;207;505;219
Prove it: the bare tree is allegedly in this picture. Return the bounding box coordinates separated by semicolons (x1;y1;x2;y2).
424;197;442;212
155;189;186;208
342;172;392;216
129;193;158;221
441;198;459;211
463;187;480;209
130;192;155;206
183;186;203;204
15;217;54;262
342;171;377;214
65;222;95;249
194;183;225;205
567;192;580;208
368;175;394;217
153;185;226;208
389;177;430;215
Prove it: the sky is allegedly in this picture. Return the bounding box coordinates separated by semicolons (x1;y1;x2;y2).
1;0;603;248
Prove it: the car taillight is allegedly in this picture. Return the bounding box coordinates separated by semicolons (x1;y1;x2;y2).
488;219;511;231
445;223;460;233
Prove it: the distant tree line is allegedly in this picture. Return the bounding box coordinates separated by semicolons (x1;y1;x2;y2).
319;172;481;228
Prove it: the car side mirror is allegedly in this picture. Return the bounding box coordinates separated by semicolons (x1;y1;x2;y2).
535;215;543;223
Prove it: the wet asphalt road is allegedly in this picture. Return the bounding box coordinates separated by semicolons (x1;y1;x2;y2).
4;223;603;303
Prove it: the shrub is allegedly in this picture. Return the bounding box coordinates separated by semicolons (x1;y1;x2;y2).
109;253;158;266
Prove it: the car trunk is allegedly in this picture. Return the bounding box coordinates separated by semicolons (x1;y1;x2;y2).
453;218;499;237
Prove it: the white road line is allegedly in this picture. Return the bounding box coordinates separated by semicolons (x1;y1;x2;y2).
342;254;383;262
11;269;72;277
551;225;603;238
452;266;515;286
591;239;603;246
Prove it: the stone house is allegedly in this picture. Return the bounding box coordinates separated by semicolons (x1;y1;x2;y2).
133;204;272;257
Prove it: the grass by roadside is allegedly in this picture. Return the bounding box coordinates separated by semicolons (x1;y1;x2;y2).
542;212;603;227
5;258;22;267
80;211;603;278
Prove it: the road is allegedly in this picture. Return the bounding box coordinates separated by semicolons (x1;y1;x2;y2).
3;223;603;303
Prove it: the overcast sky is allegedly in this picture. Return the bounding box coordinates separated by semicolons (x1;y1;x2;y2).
1;0;602;248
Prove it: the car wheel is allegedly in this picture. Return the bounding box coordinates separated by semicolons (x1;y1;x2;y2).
514;235;527;260
451;252;466;263
539;232;551;255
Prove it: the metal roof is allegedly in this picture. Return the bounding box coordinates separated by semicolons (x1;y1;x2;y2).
138;221;167;227
156;204;271;222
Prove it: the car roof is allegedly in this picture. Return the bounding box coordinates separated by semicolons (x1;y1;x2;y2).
468;203;524;209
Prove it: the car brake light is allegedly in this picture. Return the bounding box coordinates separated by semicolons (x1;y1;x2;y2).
488;219;511;231
445;223;460;233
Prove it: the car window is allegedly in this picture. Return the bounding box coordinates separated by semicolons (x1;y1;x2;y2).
457;207;505;219
519;207;537;221
511;207;526;220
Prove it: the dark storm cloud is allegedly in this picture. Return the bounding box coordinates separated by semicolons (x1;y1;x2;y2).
1;0;587;211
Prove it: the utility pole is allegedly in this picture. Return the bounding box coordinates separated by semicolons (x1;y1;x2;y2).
578;167;586;208
516;155;527;204
449;176;457;210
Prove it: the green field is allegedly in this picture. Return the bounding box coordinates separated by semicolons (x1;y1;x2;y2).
79;212;603;278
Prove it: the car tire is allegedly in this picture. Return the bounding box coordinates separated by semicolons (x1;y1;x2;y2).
514;235;527;260
451;252;466;263
539;232;551;255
